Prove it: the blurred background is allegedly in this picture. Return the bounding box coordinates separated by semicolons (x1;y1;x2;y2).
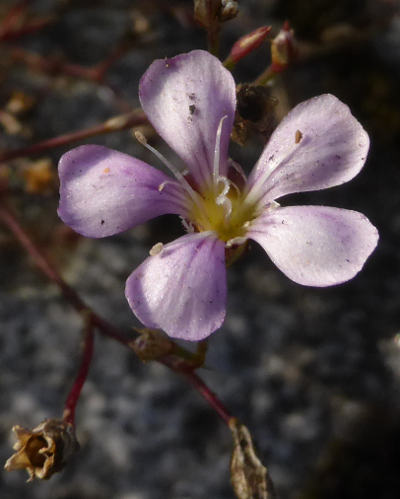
1;1;399;498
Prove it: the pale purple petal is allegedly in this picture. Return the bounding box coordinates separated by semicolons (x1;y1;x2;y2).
248;205;378;286
139;50;236;191
125;232;226;341
58;145;188;238
245;94;370;204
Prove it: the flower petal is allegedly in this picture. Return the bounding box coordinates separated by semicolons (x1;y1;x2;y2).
245;94;370;204
58;145;187;238
248;205;378;286
139;50;236;191
125;232;226;341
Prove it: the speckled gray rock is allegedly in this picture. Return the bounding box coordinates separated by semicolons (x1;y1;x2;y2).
1;1;400;499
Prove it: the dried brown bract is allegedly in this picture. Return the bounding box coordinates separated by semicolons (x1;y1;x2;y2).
232;84;278;145
130;328;175;361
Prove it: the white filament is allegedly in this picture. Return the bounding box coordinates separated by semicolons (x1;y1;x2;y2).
134;130;202;210
213;115;228;187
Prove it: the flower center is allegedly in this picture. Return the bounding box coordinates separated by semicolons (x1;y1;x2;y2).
187;181;258;243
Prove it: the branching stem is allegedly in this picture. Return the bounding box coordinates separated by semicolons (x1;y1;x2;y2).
0;110;147;164
0;202;234;427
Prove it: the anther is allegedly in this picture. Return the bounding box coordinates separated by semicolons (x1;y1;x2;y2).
134;130;147;145
295;129;303;144
134;129;203;211
149;242;164;256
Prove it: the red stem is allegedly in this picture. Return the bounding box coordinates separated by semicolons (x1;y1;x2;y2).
0;17;54;41
0;109;147;163
182;370;232;424
0;203;234;427
63;318;95;425
0;0;29;35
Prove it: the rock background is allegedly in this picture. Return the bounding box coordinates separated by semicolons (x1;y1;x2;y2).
1;1;400;498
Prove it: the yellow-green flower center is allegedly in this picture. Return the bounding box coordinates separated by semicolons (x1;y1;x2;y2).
188;182;259;243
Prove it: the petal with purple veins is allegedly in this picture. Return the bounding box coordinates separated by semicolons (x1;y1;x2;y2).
125;232;226;341
139;50;236;192
58;145;188;238
245;94;370;204
247;205;378;286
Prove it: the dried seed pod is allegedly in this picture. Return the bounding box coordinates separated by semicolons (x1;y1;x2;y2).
4;419;79;481
230;418;276;499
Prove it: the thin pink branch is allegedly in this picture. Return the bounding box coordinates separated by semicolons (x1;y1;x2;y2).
0;203;234;426
63;317;95;426
0;109;147;164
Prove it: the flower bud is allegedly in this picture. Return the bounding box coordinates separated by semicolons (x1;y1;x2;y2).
4;419;79;481
225;26;271;69
270;21;297;72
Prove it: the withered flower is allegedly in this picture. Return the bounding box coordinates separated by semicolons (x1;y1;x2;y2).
4;418;79;481
229;419;275;498
194;0;238;28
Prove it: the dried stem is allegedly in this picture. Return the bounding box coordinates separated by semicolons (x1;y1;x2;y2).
0;109;147;164
63;315;95;426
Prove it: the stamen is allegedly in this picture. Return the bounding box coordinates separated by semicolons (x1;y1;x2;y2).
226;236;247;248
244;136;303;206
215;176;230;200
215;176;232;221
229;159;247;184
227;178;241;197
218;196;232;221
213;115;228;187
180;216;195;233
134;130;186;184
134;130;203;210
158;180;178;192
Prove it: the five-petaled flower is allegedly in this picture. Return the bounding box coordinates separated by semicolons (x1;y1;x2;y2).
58;50;378;341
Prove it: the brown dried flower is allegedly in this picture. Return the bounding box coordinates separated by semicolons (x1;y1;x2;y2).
194;0;238;28
230;418;276;499
4;418;79;481
22;158;55;194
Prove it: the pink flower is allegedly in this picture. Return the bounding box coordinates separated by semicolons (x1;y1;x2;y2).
58;50;378;341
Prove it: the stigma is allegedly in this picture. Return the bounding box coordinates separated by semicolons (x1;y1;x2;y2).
187;180;259;243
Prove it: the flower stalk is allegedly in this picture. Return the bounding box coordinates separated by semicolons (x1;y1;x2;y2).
63;314;95;426
0;201;238;429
